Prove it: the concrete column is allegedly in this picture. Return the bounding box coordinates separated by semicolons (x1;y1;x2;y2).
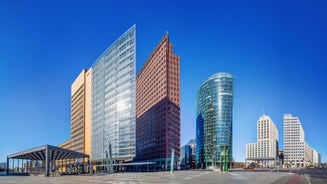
53;160;55;176
225;147;227;172
89;159;92;175
109;143;113;174
33;160;36;176
69;163;72;174
220;152;222;172
6;157;9;175
21;159;23;173
106;151;109;174
45;146;49;177
26;160;29;173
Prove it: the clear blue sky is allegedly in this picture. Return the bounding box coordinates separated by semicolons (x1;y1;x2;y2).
0;0;326;163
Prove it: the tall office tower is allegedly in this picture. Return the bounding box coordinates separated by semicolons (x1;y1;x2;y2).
70;69;92;157
245;115;278;167
136;33;180;170
284;114;320;168
91;25;136;167
283;114;306;168
196;73;233;169
57;69;92;174
257;115;278;159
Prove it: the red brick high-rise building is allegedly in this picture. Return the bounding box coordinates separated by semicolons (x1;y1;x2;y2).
136;33;180;170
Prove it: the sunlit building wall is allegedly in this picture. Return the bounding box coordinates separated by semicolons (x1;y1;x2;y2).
246;115;279;167
284;114;305;167
70;69;92;157
257;115;278;159
246;143;257;159
91;25;136;164
312;148;319;166
284;114;320;168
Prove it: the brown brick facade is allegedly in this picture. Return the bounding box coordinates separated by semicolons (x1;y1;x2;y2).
136;33;180;161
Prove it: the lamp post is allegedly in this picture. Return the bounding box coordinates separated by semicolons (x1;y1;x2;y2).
170;149;175;174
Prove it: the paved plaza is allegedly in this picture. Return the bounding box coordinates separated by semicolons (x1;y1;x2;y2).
0;169;326;184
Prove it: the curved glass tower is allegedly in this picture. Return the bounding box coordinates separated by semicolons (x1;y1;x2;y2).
196;72;233;169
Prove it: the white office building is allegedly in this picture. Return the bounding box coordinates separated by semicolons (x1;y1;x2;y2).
312;149;319;166
283;114;319;168
246;115;279;167
246;143;257;159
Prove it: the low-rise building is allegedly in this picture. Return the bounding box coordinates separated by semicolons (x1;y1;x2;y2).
0;162;6;172
180;139;196;169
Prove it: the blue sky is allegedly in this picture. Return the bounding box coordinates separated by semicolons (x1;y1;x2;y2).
0;0;326;163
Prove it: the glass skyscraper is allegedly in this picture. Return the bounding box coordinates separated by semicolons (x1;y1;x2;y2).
91;25;136;167
196;72;233;169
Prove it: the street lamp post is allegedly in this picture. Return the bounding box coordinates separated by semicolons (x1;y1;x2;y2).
170;149;175;174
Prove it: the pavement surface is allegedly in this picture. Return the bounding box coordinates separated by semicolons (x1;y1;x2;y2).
293;168;327;184
0;169;326;184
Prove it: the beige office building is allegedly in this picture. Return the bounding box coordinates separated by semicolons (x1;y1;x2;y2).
59;69;92;157
59;140;72;150
57;69;92;174
70;69;92;157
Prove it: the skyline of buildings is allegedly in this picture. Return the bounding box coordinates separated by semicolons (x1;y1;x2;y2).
1;1;326;165
2;23;323;167
55;25;183;172
135;33;180;170
196;73;234;169
246;114;320;168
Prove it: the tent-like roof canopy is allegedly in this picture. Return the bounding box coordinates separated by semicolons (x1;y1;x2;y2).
7;144;89;160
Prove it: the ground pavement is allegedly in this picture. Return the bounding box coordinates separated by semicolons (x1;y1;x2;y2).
0;169;326;184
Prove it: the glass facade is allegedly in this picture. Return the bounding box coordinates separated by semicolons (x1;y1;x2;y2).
196;72;233;168
91;25;136;163
180;139;196;170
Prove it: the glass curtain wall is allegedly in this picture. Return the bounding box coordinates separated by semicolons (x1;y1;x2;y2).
196;72;233;169
91;25;136;166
